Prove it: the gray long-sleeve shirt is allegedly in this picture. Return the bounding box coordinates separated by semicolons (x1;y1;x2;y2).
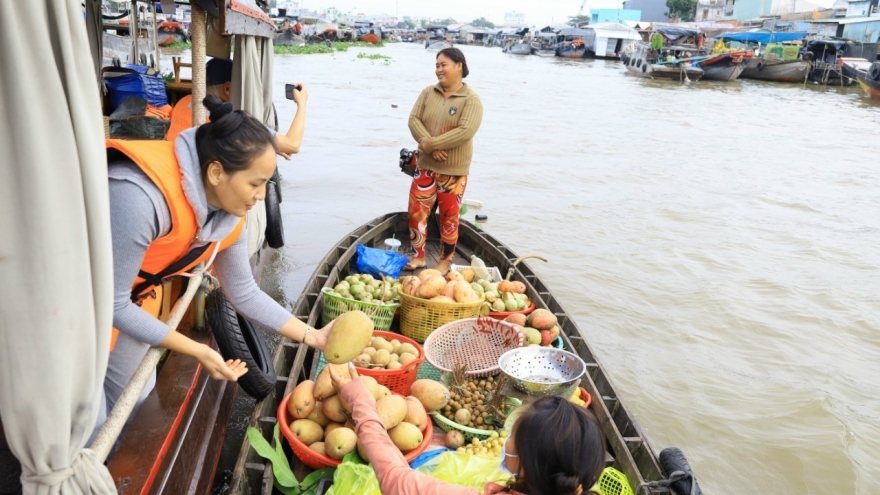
109;132;292;346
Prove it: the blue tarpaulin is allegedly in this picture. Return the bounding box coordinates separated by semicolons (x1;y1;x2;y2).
717;31;808;44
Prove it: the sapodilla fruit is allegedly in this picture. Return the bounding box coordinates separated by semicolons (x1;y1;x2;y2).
504;313;527;326
410;379;450;411
289;419;323;446
324;427;358;460
445;430;465;449
324;310;374;364
397;343;419;357
389;422;423;453
288;380;316;419
526;308;557;331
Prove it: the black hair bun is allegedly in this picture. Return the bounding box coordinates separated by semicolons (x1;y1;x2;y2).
203;94;233;121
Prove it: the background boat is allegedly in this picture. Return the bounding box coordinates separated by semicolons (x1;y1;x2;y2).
699;51;752;81
855;61;880;98
741;57;810;83
622;43;704;81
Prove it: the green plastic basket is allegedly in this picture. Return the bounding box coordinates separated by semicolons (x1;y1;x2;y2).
321;287;399;330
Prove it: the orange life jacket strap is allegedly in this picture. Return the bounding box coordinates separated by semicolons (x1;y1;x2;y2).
130;241;213;302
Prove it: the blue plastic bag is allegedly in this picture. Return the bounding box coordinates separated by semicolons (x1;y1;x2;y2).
103;65;169;111
356;244;408;279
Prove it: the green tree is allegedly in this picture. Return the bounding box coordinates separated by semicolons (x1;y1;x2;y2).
567;14;591;25
470;17;495;28
665;0;697;20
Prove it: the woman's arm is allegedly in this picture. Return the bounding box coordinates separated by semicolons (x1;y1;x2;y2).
420;94;483;153
275;83;308;157
408;88;432;144
211;226;332;350
334;368;480;495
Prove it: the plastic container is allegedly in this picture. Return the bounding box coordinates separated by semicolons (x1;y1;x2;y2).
278;391;434;470
422;317;524;378
384;238;402;254
488;301;536;320
314;330;426;396
321;287;399;331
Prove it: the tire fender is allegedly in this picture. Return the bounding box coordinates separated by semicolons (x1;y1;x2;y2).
659;447;703;495
206;289;277;400
264;168;284;249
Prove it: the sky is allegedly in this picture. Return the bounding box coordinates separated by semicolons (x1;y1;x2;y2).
297;0;629;27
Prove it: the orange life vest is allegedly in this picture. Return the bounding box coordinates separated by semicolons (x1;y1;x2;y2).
106;139;244;350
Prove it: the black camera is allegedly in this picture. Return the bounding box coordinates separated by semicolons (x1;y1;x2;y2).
399;148;418;177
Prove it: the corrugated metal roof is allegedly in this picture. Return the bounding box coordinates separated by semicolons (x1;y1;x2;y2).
811;16;880;23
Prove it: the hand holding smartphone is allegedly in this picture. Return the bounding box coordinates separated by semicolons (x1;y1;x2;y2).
285;83;303;100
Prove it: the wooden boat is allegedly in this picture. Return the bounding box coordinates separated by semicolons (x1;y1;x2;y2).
156;21;188;46
507;42;532;55
740;57;810;83
698;51;752;81
425;39;453;50
228;212;701;495
855;61;880;98
839;57;874;85
622;43;703;81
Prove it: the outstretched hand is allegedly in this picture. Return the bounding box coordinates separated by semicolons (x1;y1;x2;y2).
328;362;358;394
306;320;333;351
198;345;248;381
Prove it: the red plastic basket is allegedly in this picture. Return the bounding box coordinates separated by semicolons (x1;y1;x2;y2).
488;301;536;320
278;390;434;469
578;387;593;409
316;330;426;396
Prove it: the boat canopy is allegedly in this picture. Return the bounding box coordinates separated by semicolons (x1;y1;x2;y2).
718;30;808;43
558;27;593;37
805;38;851;50
653;25;701;40
588;22;641;40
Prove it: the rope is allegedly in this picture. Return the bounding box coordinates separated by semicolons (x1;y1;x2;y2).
636;471;698;495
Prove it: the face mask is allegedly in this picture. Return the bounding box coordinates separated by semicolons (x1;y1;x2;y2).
498;437;519;477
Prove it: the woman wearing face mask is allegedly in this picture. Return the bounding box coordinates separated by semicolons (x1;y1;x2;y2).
328;364;606;495
94;95;335;439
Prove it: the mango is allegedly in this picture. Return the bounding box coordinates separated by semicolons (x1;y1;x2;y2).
403;396;428;430
410;379;450;411
504;313;527;326
360;375;380;400
324;427;358;460
540;330;554;346
526;308;557;331
417;269;442;282
430;295;455;303
356;437;370;462
322;395;348;423
460;268;476;283
441;280;457;299
309;442;326;456
325;310;375;364
446;271;464;282
290;419;323;446
377;385;392;398
401;276;421;296
388;422;423;453
306;401;331;427
289;380;316;419
376;395;407;429
523;327;542;346
548;324;561;340
315;363;349;399
324;421;345;438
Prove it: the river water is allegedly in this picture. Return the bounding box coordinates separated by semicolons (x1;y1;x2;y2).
227;42;880;493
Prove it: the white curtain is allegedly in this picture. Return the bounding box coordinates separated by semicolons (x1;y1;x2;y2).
232;35;277;257
0;1;116;494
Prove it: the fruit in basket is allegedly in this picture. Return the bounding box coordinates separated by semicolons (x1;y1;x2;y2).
401;276;420;296
306;402;331;427
446;271;464;282
442;374;509;432
548;325;561;341
376;395;407;429
398;343;418;356
504;313;527;326
371;336;393;352
309;442;326;456
325;310;375;364
388;422;423;453
504;293;518;311
523;327;542;346
404;396;428;430
460;268;476;283
356;437;370;462
322;395;348;423
418;269;443;282
458;430;507;458
445;430;465;449
377;385;392;398
290;419;324;446
511;281;527;294
354;353;371;366
410;379;450;411
526;309;557;331
360;375;380;400
540;330;554;346
491;300;505;312
314;367;334;399
497;280;516;294
324;422;345;437
398;352;417;366
289;380;317;419
325;427;358;460
372;349;391;366
454;408;472;425
387;361;402;370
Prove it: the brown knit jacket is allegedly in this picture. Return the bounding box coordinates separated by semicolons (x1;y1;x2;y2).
408;82;483;176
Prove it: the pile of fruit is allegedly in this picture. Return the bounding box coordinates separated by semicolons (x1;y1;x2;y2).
400;269;482;304
437;366;514;433
447;430;508;457
351;335;420;371
504;308;560;347
569;388;588;407
324;273;401;305
474;277;532;313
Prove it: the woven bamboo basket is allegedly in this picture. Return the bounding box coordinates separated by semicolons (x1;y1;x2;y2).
398;291;483;343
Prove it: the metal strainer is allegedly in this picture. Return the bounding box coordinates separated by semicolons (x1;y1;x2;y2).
498;347;585;396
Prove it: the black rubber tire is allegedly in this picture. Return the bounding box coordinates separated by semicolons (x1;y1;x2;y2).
206;289;277;400
757;62;765;71
870;62;880;81
659;447;703;495
264;168;285;249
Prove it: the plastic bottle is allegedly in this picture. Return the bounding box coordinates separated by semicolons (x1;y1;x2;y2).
470;254;490;281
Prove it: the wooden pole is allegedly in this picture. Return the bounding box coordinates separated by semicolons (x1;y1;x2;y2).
191;4;207;126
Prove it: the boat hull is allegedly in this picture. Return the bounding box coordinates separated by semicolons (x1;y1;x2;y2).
508;44;531;55
741;58;810;83
856;72;880;98
229;212;694;495
425;40;452;50
701;62;747;81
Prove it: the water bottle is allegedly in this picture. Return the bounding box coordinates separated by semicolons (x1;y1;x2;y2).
470;254;490;281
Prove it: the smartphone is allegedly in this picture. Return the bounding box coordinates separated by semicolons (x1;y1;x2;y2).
284;83;302;100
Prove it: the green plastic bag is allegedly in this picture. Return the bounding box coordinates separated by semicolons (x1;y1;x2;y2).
416;451;513;491
325;462;382;495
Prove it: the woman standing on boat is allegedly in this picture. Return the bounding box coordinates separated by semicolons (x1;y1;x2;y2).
329;364;605;495
405;47;483;274
93;96;333;437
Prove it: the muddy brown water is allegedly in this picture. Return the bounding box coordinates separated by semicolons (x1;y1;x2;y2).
191;42;880;494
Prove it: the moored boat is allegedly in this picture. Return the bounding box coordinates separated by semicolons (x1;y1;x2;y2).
507;42;532;55
622;42;704;81
855;61;880;98
698;51;752;81
228;212;703;495
156;21;188;46
741;57;811;83
839;57;874;85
